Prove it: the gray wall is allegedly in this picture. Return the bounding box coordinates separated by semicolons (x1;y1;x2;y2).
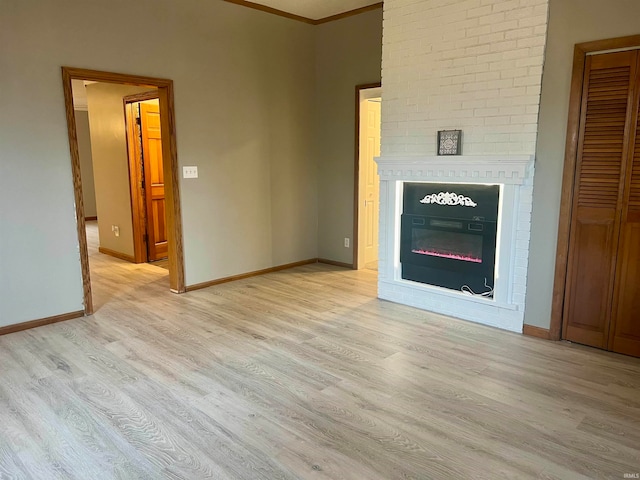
315;9;383;265
75;110;97;219
0;0;317;326
525;0;640;328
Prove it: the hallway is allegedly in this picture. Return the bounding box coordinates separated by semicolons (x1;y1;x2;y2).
85;220;169;312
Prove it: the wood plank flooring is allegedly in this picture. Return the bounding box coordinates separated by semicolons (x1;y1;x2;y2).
1;223;639;479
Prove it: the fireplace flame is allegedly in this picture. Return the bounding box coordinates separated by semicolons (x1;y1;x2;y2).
411;248;482;263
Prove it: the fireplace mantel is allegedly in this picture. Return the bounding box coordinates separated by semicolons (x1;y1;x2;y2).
376;155;533;185
374;154;535;333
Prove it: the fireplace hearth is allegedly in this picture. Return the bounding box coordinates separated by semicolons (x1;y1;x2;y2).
400;183;499;295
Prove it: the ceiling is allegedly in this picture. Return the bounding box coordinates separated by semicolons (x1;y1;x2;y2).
244;0;381;20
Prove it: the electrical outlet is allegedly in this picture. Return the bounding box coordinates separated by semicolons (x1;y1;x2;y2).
344;237;350;248
113;226;120;237
183;166;198;178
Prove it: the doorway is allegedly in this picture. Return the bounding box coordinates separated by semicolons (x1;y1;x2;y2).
354;84;382;270
553;42;640;358
62;67;185;315
124;93;168;265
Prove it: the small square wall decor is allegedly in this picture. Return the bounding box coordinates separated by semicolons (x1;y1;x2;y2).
437;130;462;155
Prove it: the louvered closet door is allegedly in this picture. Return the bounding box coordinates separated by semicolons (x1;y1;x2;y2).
563;51;638;349
610;70;640;357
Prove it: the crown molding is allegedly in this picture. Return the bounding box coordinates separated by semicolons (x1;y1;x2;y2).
313;3;383;24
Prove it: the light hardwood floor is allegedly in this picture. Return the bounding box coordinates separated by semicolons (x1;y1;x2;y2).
1;225;639;479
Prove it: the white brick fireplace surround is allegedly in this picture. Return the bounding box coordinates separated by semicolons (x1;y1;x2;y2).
375;155;534;333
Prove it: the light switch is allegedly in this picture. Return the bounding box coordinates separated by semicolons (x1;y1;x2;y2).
183;166;198;178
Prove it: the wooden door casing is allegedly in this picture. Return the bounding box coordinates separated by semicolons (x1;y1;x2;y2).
62;67;186;306
125;99;148;264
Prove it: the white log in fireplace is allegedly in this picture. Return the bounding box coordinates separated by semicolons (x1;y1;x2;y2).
374;155;534;333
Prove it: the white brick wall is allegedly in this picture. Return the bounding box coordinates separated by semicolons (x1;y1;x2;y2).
381;0;549;156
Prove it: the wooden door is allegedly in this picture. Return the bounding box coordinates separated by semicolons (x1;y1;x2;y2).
359;98;381;268
563;51;635;349
610;84;640;357
564;50;640;357
140;100;168;261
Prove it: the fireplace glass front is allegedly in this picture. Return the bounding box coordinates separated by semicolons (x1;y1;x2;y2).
400;183;500;296
411;222;484;263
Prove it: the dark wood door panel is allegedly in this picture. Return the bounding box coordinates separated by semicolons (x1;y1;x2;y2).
564;209;616;348
611;223;640;356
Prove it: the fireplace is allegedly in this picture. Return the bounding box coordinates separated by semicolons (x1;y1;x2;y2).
374;155;534;333
400;183;499;295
